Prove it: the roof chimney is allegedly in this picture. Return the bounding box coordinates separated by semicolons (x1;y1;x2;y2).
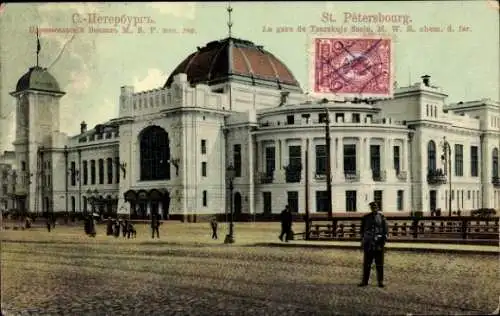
80;121;87;134
421;75;430;87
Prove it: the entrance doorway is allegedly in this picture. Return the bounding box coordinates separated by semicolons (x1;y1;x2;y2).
263;192;272;215
429;190;437;213
162;193;170;219
234;192;242;215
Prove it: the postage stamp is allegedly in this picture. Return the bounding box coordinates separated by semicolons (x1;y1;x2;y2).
309;36;393;98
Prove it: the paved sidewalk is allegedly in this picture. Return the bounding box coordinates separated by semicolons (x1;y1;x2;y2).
257;240;499;255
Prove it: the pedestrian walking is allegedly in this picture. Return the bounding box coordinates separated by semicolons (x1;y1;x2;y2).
106;217;113;236
210;216;218;239
46;213;51;232
151;212;160;239
279;205;293;242
113;218;121;237
122;219;128;238
358;201;388;288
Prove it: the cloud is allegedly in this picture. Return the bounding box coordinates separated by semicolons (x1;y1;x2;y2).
133;68;167;92
148;3;197;20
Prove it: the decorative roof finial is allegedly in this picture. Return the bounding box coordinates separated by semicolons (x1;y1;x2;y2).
227;4;233;38
36;26;41;67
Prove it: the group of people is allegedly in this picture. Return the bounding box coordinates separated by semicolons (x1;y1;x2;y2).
106;217;136;239
278;202;389;287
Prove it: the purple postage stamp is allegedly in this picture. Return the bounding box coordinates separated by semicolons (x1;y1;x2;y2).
309;36;393;98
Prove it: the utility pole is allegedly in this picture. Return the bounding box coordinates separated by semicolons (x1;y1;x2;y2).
325;109;333;219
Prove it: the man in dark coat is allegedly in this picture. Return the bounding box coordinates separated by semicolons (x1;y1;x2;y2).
121;219;128;238
279;205;293;242
151;213;160;239
359;201;389;288
106;217;113;236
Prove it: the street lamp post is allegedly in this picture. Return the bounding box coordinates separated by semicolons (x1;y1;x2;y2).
225;164;236;244
441;137;452;217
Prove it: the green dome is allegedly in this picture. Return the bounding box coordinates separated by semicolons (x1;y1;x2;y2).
15;66;63;93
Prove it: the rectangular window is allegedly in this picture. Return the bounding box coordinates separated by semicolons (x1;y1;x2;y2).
70;161;76;186
315;144;327;175
315;191;329;212
374;190;383;210
318;113;327;123
461;189;464;209
286;115;295;125
115;158;120;184
335;113;345;122
343;144;356;174
397;190;404;211
345;190;357;212
202;162;207;177
286;145;302;183
83;160;88;185
352;113;360;123
393;146;400;175
98;159;104;184
202;190;207;207
287;191;299;213
472;190;475;208
107;158;113;184
470;146;478;177
201;139;207;154
90;160;96;185
263;192;272;214
476;190;480;208
454;144;463;176
265;147;275;176
370;145;381;180
467;190;471;200
234;144;242;177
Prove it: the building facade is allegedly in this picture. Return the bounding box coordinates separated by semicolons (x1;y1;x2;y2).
3;36;499;219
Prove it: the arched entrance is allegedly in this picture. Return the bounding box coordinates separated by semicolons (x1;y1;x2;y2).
234;192;242;215
137;190;148;218
123;189;171;220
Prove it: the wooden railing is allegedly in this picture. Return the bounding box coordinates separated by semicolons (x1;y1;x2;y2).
302;216;499;243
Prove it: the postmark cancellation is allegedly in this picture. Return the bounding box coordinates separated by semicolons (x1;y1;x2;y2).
309;36;394;98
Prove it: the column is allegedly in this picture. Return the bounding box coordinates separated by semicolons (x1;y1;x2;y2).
302;138;308;183
385;138;394;180
402;138;408;171
248;131;255;216
256;140;261;172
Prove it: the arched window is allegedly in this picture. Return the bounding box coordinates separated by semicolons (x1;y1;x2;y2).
493;148;499;178
427;140;436;172
139;126;170;181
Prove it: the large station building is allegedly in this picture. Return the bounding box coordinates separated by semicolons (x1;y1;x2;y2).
1;35;499;220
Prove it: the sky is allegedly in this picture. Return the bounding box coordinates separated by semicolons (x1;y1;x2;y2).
0;1;499;151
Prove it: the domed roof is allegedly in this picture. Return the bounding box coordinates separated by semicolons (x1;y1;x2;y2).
164;37;302;92
14;66;63;93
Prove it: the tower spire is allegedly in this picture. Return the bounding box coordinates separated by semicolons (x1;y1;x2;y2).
36;26;41;67
227;3;233;38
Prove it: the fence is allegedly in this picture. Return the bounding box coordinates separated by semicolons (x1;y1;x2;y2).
301;216;499;245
